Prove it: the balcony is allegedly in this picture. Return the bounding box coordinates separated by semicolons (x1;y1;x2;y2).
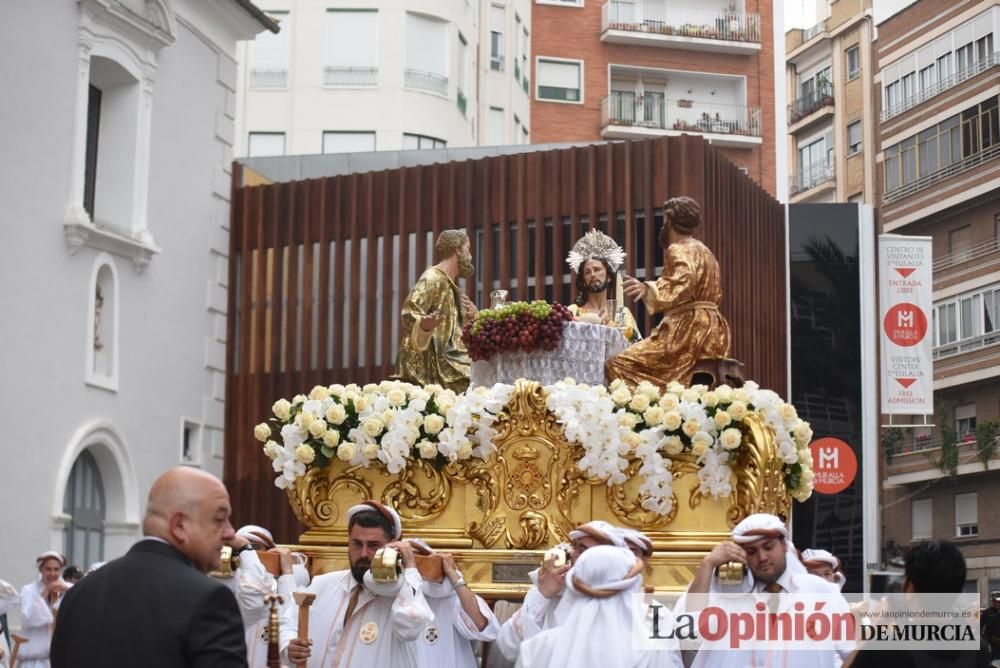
323;66;378;87
789;159;835;197
885;435;1000;486
788;82;834;128
601;0;761;55
404;69;448;97
933;331;1000;361
802;18;827;42
249;68;287;89
490;55;505;72
934;238;1000;273
883;142;1000;205
882;52;1000;121
601;92;762;148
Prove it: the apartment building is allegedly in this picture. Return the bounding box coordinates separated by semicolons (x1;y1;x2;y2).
785;0;876;203
234;0;531;157
876;0;1000;600
530;0;777;194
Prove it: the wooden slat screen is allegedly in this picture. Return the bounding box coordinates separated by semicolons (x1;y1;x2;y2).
225;136;786;541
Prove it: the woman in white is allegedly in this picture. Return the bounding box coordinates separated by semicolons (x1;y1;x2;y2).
19;551;71;668
1;578;21;668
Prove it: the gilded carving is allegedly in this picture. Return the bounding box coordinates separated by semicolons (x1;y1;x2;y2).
382;459;451;524
505;510;552;549
287;466;372;529
727;414;792;526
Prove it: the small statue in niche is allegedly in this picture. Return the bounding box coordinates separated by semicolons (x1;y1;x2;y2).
93;283;104;352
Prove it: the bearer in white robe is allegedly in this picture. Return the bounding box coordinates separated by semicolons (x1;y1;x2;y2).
280;500;433;668
0;578;20;668
19;551;71;668
800;548;847;590
228;524;300;667
681;513;851;668
408;540;498;668
495;520;628;662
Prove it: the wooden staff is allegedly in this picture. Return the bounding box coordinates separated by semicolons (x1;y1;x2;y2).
9;634;27;667
264;593;283;668
292;591;316;668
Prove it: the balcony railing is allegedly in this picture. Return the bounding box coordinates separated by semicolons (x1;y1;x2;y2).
404;68;448;96
887;435;943;456
602;1;761;43
789;158;835;195
933;237;1000;273
490;55;505;71
323;66;378;86
884;142;1000;205
457;89;467;116
802;19;827;42
933;330;1000;360
249;68;287;88
602;92;761;137
788;81;833;123
881;52;1000;121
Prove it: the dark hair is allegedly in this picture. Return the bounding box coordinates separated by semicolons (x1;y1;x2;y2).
664;196;702;236
904;540;966;593
62;565;83;582
348;509;394;541
573;258;615;307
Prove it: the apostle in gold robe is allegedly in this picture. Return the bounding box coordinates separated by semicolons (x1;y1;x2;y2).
605;196;730;391
395;230;477;392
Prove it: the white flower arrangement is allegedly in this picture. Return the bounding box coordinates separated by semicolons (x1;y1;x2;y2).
257;378;814;513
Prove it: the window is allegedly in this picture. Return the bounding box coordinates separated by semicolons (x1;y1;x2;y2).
182;421;201;464
490;5;505;70
900;72;916;102
325;10;377;86
537;58;581;102
83;85;101;219
487;107;504;146
514;14;522;81
976;34;993;63
248;132;285;157
918;126;938;177
885;144;900;192
249;10;289;88
955;404;976;440
322;131;376;153
403;133;445;150
457;32;468;114
955;492;978;537
514;114;521;143
936;52;952;83
919;64;935;94
63;450;106;570
847;121;862;155
405;13;448;94
912;498;932;540
522;26;530;90
936;301;957;345
846;45;860;80
885;81;900;113
956;41;975;73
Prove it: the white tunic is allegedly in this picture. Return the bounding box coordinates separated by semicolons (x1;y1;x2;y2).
416;582;499;668
227;550;298;668
18;579;68;668
495;570;562;662
0;579;20;668
279;568;433;668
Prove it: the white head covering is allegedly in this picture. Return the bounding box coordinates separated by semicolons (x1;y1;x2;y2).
730;513;807;585
36;551;66;569
801;548;846;589
346;500;402;540
622;528;653;557
569;521;628;549
543;546;648;668
236;524;276;549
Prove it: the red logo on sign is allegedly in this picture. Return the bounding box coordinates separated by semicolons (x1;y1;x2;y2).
809;438;858;495
895;267;916;278
896;378;916;389
883;303;928;347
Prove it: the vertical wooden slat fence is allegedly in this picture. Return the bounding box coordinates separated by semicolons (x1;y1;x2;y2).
225;136;786;541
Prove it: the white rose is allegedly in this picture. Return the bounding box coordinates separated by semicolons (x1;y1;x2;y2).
609;378;627;392
292;394;307;406
308;419;327;438
692;440;709;457
263;440;282;460
643;406;665;426
309;385;330;400
713;411;733;429
636;381;659;401
702;392;719;408
728;400;748;421
299;411;316;431
326;404;347;425
254;423;272;442
682;418;701;438
418;440;438;459
611;387;632;406
623;432;641;450
457;444;474;459
801;469;815;484
423;414;446;435
780;403;798;422
793;422;814;447
363;383;379;394
323;430;341;448
715;385;734;403
436;397;455;414
659;394;679;411
386;388;407;407
663;436;684;455
361;417;385;438
294;444;316;464
272;399;292;421
425;383;443;395
798;447;813;467
344;383;360;393
663;411;683;432
382;409;396;427
720;427;742;450
362;443;380;459
328;383;345;395
681;389;701;404
666;381;685;395
629;393;651;412
336;443;356;461
618;412;640;429
354;396;369;412
733;388;751;404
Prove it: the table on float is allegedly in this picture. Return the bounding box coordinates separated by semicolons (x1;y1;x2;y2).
470;320;627;387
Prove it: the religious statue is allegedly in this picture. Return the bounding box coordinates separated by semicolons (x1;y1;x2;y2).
605;196;731;391
565;230;641;344
394;229;478;392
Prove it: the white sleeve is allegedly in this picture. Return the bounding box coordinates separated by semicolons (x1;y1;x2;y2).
276;573;297;616
234;551;274;625
19;584;53;629
453;594;499;642
495;587;555;661
0;580;19;616
390;568;435;642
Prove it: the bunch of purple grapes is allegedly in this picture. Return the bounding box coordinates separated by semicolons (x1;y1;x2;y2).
462;300;574;361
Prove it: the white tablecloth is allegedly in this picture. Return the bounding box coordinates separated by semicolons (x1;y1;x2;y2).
470;320;628;387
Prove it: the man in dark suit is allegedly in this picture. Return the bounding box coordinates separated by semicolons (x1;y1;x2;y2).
51;467;248;667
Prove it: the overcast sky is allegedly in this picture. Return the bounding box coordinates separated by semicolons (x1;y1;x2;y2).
784;0;919;31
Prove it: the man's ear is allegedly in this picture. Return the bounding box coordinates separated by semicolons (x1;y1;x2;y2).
168;511;186;544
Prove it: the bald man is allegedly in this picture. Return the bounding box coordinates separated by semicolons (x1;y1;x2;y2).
51;467;247;668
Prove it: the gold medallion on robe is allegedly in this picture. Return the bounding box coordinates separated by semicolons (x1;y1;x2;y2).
424;626;439;644
359;621;379;644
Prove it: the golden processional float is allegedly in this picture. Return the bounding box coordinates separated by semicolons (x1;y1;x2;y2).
258;346;814;597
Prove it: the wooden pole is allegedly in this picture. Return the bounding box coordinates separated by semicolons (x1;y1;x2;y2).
292;591;316;668
10;634;27;667
265;593;284;668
